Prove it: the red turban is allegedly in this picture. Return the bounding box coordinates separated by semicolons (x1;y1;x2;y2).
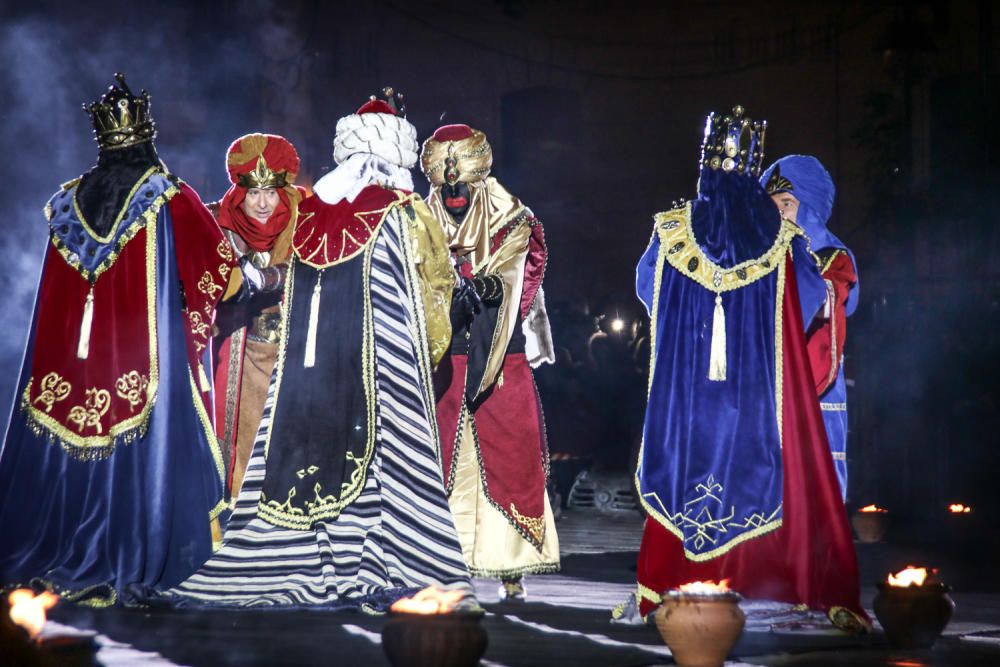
217;133;304;253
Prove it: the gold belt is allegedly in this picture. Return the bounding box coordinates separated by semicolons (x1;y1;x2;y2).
249;312;282;344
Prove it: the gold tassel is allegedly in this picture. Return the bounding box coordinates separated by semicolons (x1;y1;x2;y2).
198;362;212;393
76;286;95;360
304;270;323;368
708;293;727;381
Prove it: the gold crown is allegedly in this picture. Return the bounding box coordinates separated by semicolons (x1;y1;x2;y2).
85;73;156;151
237;155;288;190
699;105;767;177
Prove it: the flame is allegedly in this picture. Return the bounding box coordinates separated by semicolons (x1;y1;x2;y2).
948;504;972;513
887;566;929;587
678;579;731;593
858;504;888;513
390;586;464;615
8;589;59;639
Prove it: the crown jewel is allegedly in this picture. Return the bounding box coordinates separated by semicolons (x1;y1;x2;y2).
237;155;288;190
84;73;156;151
699;105;766;177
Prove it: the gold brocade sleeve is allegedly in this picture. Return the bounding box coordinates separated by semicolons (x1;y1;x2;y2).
408;197;455;368
473;221;531;398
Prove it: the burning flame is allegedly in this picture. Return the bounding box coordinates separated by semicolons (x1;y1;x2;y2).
948;504;972;513
887;566;929;587
390;586;464;615
8;589;59;639
678;579;731;593
858;504;888;513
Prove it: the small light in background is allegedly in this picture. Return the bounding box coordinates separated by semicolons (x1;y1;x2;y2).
610;318;625;333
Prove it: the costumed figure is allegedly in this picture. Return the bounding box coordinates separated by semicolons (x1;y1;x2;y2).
167;89;473;610
762;155;858;500
0;74;229;605
420;124;559;602
211;134;304;499
624;106;868;631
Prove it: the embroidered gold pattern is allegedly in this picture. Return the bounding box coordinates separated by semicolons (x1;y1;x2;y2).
217;240;234;263
510;502;546;544
654;202;801;294
32;372;71;412
218;263;230;280
257;239;379;530
114;370;150;410
197;271;223;300
641;473;782;561
188;311;210;337
67;388;112;434
634;202;792;561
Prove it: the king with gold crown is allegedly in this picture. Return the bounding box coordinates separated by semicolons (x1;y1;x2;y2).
0;74;231;605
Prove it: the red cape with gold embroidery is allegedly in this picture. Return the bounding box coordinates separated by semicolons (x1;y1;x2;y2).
23;178;233;458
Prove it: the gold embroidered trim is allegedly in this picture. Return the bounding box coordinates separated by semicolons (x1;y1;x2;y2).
189;371;226;484
52;173;174;283
464;404;547;551
821;248;844;274
637;582;661;605
775;257;786;448
396;212;445;468
258;242;378;529
509;502;546;544
22;187;174;458
468;562;559;578
293;191;417;270
72;166;159;244
640;473;783;562
634;207;790;561
653;202;801;294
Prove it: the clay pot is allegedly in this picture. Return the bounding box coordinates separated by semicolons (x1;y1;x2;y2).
381;610;488;667
873;583;954;649
654;592;745;667
851;511;888;543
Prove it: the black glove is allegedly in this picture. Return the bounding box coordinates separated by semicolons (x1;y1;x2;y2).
451;277;482;330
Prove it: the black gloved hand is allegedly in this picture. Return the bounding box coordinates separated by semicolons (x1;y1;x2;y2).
451;277;482;330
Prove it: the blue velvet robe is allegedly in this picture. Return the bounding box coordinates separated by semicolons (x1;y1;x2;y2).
0;177;225;605
635;170;827;561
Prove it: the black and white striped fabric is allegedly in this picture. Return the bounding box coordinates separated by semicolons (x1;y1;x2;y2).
169;215;472;608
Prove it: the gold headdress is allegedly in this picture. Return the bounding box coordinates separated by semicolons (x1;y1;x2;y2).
420;125;493;186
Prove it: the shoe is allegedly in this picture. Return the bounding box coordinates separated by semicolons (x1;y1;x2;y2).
498;579;526;602
610;592;645;625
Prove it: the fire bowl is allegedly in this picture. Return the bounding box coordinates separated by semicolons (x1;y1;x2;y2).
873;582;954;649
851;510;889;543
381;609;488;667
654;591;745;667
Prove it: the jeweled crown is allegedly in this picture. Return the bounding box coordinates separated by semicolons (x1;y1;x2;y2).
237;155;288;190
699;105;766;177
84;73;156;151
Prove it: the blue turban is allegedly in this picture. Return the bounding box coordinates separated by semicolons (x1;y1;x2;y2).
760;155;859;315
